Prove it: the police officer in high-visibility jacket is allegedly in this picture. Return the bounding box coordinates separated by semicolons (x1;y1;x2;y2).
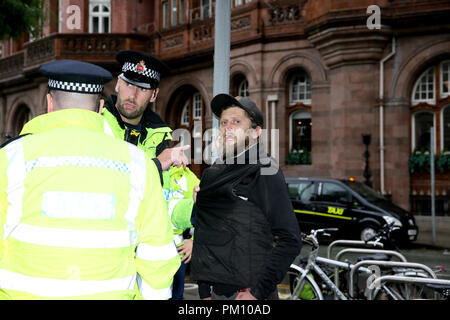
0;60;180;300
101;50;199;299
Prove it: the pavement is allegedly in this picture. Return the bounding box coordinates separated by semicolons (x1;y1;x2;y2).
181;241;450;300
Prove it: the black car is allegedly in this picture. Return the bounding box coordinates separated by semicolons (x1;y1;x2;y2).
286;177;418;244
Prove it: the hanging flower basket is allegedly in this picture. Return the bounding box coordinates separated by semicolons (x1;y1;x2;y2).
409;148;432;173
437;149;450;173
286;148;311;165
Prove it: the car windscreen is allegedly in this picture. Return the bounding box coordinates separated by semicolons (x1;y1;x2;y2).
342;180;385;202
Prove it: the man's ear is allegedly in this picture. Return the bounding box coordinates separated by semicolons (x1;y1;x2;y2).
251;126;262;140
115;76;121;93
150;88;159;103
98;99;105;114
46;93;54;113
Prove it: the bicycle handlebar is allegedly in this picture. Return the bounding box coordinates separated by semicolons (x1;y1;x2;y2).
301;228;339;247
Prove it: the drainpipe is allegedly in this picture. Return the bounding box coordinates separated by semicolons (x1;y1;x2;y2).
379;37;396;195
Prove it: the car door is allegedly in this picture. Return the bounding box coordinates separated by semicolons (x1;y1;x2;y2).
314;182;354;231
287;180;320;230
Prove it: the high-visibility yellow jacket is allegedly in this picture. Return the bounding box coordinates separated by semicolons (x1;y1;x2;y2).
102;103;198;246
0;109;180;300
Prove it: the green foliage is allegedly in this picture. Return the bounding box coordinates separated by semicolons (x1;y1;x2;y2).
0;0;45;40
437;149;450;173
286;147;311;165
409;148;431;173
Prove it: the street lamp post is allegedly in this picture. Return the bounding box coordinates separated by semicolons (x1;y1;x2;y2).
211;0;231;163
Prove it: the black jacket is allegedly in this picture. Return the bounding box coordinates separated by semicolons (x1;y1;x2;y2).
192;144;302;299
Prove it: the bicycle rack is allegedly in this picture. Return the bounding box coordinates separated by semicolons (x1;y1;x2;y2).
327;240;384;259
332;248;407;300
348;260;437;298
366;275;450;300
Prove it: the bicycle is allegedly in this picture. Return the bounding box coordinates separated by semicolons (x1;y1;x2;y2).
287;228;375;300
287;226;444;300
360;223;444;300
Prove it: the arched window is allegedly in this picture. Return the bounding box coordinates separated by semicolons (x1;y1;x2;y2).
179;91;203;127
410;61;450;154
231;74;249;97
412;111;435;152
412;67;435;105
89;0;111;33
289;71;311;105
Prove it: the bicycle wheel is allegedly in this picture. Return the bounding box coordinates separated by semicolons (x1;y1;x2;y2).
371;272;435;300
287;265;323;300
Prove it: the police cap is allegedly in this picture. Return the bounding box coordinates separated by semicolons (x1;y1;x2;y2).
40;60;112;94
211;94;264;127
116;50;170;89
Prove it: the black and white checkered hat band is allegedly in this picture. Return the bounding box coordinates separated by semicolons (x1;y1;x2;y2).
48;79;103;93
122;62;161;82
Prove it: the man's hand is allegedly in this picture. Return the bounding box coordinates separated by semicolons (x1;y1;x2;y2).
178;239;193;264
157;145;190;171
235;289;257;300
193;186;200;203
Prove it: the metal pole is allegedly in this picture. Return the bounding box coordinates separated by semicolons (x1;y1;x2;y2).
430;128;436;245
211;0;231;162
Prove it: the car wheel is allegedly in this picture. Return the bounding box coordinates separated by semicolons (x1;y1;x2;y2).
360;225;378;241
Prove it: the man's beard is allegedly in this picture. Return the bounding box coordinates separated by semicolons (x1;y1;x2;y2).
116;95;147;122
222;135;249;159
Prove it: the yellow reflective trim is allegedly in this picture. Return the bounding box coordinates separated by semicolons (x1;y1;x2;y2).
294;209;352;221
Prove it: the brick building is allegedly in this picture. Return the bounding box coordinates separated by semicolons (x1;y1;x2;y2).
0;0;449;244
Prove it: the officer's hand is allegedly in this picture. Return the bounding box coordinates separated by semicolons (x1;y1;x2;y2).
193;186;200;203
157;145;190;170
178;239;193;264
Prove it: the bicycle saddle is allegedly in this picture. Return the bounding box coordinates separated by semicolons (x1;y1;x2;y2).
356;253;390;262
425;284;450;298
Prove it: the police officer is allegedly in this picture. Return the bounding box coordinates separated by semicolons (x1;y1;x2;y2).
190;94;302;300
102;50;199;300
0;60;180;299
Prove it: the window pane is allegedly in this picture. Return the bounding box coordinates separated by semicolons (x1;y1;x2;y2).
103;17;109;33
299;182;316;202
288;182;316;202
291;111;311;153
171;0;177;26
442;61;450;95
238;79;249;97
102;5;109;12
93;5;99;12
179;0;185;24
162;1;169;28
202;0;210;19
444;107;450;150
320;183;350;203
193;93;202;119
414;112;434;150
93;17;99;33
413;67;435;104
181;101;189;125
290;72;311;105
